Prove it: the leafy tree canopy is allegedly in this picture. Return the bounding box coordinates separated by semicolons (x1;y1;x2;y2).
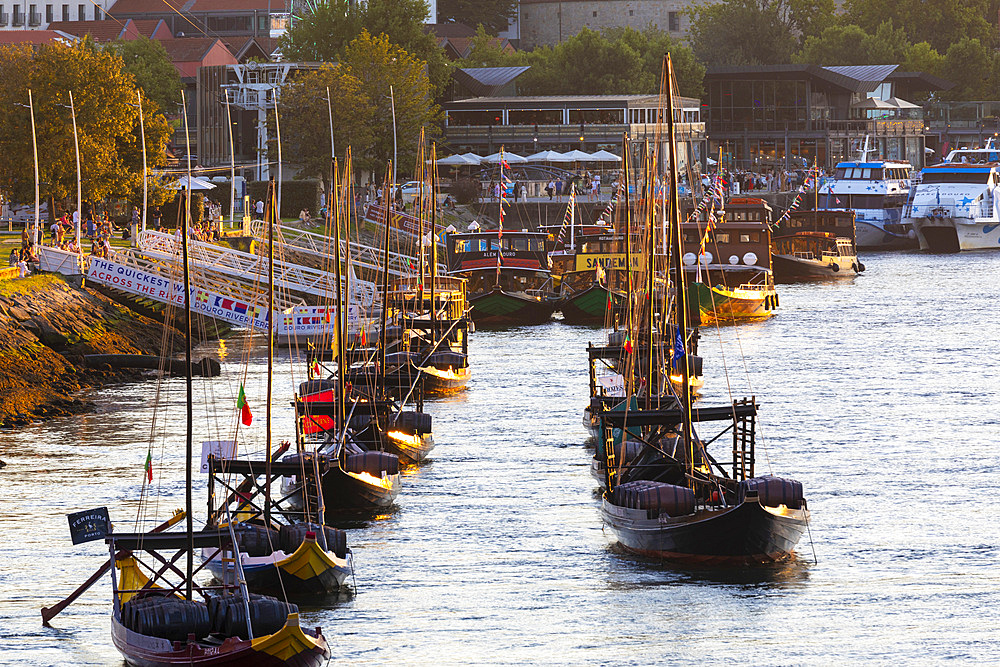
0;39;170;207
844;0;999;54
107;36;182;115
278;64;373;185
687;0;833;66
436;0;517;35
281;0;451;97
460;25;704;98
794;21;908;66
284;30;440;178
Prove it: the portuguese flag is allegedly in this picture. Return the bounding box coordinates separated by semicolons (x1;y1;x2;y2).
237;383;253;426
144;448;153;483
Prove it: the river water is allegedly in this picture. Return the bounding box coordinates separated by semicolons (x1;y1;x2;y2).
1;250;999;665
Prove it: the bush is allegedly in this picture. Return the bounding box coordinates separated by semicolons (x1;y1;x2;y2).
450;179;481;205
247;179;321;220
160;192;204;228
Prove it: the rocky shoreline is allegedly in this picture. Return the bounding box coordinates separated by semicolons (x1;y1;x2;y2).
0;275;194;427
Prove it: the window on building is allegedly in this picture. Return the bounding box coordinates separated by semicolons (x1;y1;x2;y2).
592;10;597;17
508;109;562;125
78;3;85;19
96;6;101;19
668;12;680;31
13;4;23;25
568;108;624;124
29;3;40;25
0;7;8;26
62;4;68;21
629;10;634;16
45;4;52;22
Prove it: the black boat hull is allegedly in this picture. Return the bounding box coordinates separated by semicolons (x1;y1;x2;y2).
321;467;400;511
601;498;808;565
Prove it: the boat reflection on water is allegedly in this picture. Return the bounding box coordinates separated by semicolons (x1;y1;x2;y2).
605;544;814;588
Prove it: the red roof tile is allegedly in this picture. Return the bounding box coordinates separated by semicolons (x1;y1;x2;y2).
47;20;129;41
0;30;70;45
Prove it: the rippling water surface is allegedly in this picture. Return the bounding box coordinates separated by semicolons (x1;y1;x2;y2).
2;251;999;665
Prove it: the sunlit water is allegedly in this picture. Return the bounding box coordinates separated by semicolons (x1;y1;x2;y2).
1;251;999;665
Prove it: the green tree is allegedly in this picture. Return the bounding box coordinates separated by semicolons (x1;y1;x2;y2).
941;38;993;100
844;0;998;54
107;36;182;115
437;0;517;34
901;41;944;78
460;24;517;68
281;0;451;96
279;65;373;185
687;0;799;66
0;40;170;208
339;30;440;176
280;0;363;62
793;21;907;66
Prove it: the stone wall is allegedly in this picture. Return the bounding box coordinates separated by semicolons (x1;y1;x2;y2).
519;0;701;49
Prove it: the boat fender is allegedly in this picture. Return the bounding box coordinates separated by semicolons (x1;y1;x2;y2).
857;262;866;272
830;263;840;272
774;293;779;308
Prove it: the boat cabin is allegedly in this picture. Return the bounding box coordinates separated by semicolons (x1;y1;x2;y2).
776;209;857;242
446;230;552;297
389;276;468;321
681;198;774;274
772;231;855;262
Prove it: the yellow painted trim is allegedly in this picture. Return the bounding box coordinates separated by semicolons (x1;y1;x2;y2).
115;557;178;604
275;538;343;581
250;613;323;661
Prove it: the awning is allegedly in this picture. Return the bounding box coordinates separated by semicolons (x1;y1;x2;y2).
588;149;621;162
437;153;480;165
481;151;528;164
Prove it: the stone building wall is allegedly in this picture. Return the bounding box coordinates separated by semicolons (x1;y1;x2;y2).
519;0;703;49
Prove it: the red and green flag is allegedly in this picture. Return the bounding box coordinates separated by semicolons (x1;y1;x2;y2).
237;383;253;426
144;448;153;483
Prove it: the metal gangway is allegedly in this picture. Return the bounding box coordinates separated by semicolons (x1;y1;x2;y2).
248;220;447;279
135;230;378;308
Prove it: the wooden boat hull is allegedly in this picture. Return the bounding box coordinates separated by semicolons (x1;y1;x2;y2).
112;612;330;667
772;253;860;281
601;498;808;566
381;429;435;464
557;284;627;325
688;282;776;325
417;364;471;394
321;467;401;511
469;288;555;325
203;546;351;597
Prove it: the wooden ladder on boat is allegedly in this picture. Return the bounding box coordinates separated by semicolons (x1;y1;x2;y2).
731;398;755;481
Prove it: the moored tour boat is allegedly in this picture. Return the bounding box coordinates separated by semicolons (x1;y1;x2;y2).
771;209;864;280
445;230;556;325
905;143;1000;252
682;197;779;325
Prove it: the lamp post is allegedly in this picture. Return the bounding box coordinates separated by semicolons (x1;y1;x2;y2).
272;94;282;222
17;91;40;245
224;92;235;224
136;90;147;235
58;92;82;248
389;83;397;203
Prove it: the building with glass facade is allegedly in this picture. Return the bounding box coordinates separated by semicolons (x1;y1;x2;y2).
704;65;951;170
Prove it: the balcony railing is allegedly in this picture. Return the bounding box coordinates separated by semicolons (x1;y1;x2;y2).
28;11;41;26
12;13;24;26
443;122;706;144
708;118;923;136
0;11;9;25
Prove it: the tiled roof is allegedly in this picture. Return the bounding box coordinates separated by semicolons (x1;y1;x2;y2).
158;37;219;62
110;0;277;12
46;20;129;41
0;30;70;44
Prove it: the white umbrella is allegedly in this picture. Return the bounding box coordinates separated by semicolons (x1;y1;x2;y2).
588;149;621;162
561;149;593;161
437;153;479;166
526;150;569;162
461;152;484;164
166;175;217;190
481;151;528;164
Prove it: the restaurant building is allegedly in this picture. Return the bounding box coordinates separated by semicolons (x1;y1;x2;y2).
442;89;706;171
703;64;952;170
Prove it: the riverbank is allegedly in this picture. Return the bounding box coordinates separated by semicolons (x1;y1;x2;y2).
0;274;189;427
